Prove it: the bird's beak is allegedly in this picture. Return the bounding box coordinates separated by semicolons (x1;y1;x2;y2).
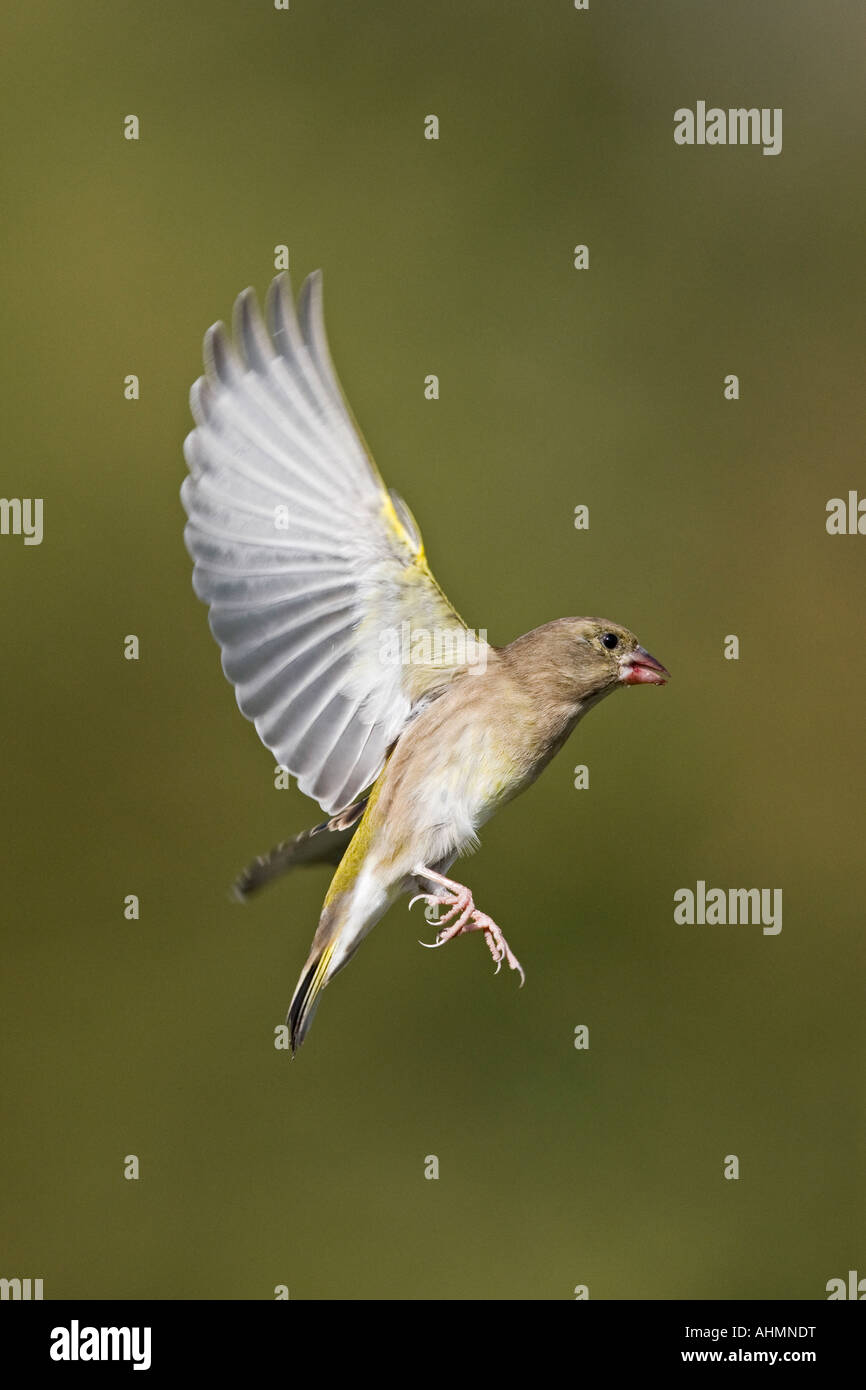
619;646;670;686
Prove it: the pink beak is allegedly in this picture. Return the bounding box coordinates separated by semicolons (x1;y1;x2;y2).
620;646;670;686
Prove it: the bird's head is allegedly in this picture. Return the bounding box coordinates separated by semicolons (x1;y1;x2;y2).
568;617;670;697
502;616;669;712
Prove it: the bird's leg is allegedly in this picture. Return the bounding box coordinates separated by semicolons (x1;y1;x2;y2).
411;866;476;931
409;864;525;986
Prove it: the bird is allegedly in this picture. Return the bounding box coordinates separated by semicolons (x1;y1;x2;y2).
181;271;669;1052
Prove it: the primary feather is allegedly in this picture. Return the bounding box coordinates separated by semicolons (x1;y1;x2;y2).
181;271;482;814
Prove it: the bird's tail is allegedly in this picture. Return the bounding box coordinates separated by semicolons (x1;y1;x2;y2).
232;797;368;900
286;894;358;1054
287;868;392;1054
287;929;339;1054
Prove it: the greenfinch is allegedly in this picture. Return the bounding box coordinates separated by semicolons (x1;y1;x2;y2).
181;273;669;1051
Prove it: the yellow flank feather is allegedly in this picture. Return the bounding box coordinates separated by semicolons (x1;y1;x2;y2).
323;770;389;906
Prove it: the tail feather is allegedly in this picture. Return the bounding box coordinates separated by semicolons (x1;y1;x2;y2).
232;797;367;900
284;780;392;1053
287;936;338;1054
286;872;392;1053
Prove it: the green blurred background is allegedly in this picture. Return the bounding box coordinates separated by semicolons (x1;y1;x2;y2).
2;1;863;1299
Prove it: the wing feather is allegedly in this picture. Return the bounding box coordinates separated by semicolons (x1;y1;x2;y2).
182;271;488;813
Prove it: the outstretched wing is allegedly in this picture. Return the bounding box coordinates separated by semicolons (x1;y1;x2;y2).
181;272;485;814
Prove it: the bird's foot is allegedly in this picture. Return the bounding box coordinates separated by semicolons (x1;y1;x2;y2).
472;909;526;985
409;865;525;986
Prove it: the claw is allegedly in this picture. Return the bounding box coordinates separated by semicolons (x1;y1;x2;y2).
409;864;526;986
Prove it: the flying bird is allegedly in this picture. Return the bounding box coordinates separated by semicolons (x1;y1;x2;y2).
181;272;669;1051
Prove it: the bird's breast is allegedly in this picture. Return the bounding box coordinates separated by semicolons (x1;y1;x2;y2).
374;677;558;872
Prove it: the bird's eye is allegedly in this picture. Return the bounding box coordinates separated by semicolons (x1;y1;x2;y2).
601;632;619;650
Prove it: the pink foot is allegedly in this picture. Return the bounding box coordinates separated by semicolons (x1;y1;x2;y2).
409;865;525;987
